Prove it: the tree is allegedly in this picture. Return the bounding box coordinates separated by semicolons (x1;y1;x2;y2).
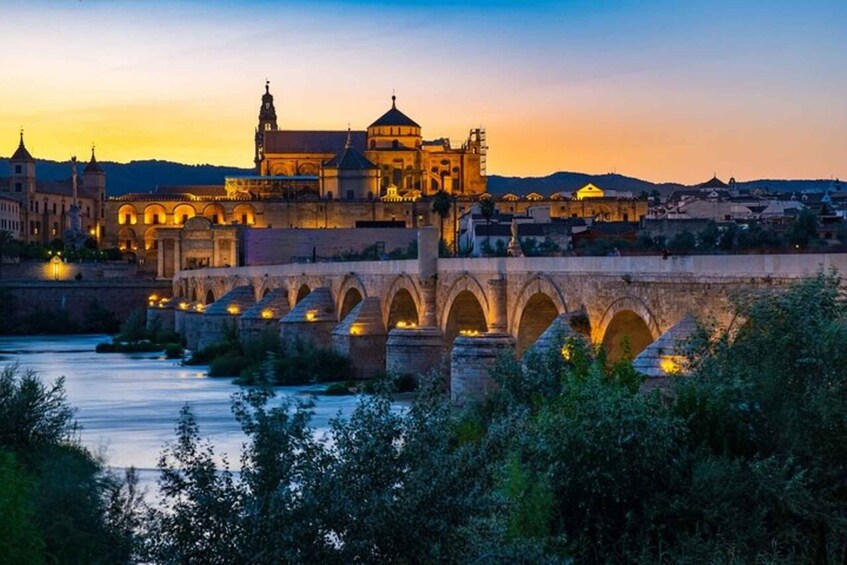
479;196;496;256
431;190;452;256
0;230;16;279
787;208;819;249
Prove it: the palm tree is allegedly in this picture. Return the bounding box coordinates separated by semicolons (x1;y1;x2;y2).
479;196;496;256
432;190;452;255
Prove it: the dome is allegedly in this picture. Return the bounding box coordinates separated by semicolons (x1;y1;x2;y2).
368;95;420;129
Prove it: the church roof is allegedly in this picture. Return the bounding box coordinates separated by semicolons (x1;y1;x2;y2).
11;132;33;161
83;148;104;173
264;130;367;154
699;175;729;189
323;138;377;170
369;96;420;128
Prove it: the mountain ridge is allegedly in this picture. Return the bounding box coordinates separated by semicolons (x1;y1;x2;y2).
0;157;836;197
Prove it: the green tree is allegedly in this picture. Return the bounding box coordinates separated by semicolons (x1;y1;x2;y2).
479;196;496;255
787;208;819;249
431;190;452;256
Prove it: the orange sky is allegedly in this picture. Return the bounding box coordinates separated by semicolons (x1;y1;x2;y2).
2;0;845;183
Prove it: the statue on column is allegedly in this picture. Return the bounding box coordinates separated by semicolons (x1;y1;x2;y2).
507;218;524;257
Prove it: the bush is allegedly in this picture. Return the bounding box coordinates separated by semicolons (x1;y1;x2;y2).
164;343;184;359
209;355;250;378
323;382;354;396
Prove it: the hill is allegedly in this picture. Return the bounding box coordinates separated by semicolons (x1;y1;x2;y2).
0;157;836;197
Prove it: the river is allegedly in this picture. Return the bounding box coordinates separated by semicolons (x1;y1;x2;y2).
0;335;387;490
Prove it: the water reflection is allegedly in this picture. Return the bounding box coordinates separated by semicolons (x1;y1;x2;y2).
0;335;392;488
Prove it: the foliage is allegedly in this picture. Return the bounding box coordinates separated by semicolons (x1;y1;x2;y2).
0;365;143;563
786;208;820;249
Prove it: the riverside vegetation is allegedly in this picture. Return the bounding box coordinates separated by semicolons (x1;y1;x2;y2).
4;273;847;563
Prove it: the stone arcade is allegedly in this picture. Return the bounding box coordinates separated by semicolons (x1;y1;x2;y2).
151;228;847;402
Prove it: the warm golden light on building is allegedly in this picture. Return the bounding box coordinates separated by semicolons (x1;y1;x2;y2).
349;324;362;336
561;343;573;361
195;303;205;312
395;320;417;329
226;305;240;315
459;329;481;337
305;310;317;322
178;301;189;310
659;355;684;375
260;308;274;319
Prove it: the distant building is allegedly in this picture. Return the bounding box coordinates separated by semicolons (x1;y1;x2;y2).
0;132;105;245
0;196;21;240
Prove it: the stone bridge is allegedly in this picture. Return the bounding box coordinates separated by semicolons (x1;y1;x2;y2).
153;229;847;401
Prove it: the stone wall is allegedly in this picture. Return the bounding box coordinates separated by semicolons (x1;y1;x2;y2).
0;260;139;281
243;228;418;265
0;280;172;328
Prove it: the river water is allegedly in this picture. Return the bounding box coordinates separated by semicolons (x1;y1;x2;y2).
0;335;383;489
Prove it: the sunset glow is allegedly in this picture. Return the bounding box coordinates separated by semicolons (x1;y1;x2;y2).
2;0;845;182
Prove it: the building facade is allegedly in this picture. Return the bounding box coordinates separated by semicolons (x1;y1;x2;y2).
1;132;105;245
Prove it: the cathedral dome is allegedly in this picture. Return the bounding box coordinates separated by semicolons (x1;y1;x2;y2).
369;95;420;128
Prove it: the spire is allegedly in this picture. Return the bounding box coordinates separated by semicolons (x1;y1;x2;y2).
265;79;270;95
84;143;104;173
11;127;34;161
345;123;352;148
391;92;396;109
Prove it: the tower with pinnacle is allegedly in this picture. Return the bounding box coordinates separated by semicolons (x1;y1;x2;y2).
254;80;278;173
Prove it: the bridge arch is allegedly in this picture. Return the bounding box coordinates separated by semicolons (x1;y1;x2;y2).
336;275;368;321
596;296;661;363
383;275;423;329
205;289;216;305
295;284;311;304
510;276;568;355
441;274;490;347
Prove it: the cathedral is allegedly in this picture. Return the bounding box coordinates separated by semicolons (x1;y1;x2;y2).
2;132;105;246
250;81;487;200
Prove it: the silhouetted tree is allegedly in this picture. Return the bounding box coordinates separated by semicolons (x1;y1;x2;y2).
479;196;496;255
432;190;452;255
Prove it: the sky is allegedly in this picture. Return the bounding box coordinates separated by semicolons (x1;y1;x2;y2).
0;0;845;183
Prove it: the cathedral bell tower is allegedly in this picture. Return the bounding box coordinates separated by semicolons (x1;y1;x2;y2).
254;80;278;173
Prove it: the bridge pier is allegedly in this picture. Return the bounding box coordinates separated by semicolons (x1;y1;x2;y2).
332;297;386;379
238;288;290;343
182;305;205;351
280;287;336;349
146;297;175;334
197;286;255;350
450;333;515;404
633;314;697;390
385;326;445;378
527;311;591;358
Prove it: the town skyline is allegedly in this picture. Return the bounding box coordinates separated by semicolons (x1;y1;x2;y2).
3;0;845;183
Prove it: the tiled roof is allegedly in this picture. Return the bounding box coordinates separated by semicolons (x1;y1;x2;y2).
264;130;367;154
368;96;420;128
11;132;33;161
83;148;104;173
323;143;377;170
699;175;729;189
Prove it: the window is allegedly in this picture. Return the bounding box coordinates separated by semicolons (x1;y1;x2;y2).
15;165;21;174
53;203;57;214
241;214;248;224
181;214;189;224
346;190;354;201
153;215;160;225
212;214;219;224
623;213;629;222
264;123;271;130
124;213;131;225
14;182;21;192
